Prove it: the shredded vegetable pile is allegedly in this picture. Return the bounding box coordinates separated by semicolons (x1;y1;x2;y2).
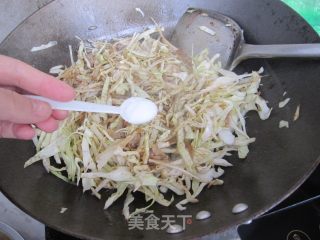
25;27;271;219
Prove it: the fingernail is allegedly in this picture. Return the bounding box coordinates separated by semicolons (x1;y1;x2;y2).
32;100;51;117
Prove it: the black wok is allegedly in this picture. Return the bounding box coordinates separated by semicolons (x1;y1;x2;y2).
0;0;320;239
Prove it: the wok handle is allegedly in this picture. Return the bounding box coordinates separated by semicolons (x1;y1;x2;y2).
232;43;320;69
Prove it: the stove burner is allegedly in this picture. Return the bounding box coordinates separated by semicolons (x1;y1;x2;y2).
287;230;311;240
238;166;320;240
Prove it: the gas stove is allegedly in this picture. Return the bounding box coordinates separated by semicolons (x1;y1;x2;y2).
45;166;320;240
239;166;320;240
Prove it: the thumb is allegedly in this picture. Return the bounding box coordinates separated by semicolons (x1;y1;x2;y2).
0;88;52;124
0;121;35;140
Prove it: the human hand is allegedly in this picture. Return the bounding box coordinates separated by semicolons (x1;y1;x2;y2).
0;55;75;140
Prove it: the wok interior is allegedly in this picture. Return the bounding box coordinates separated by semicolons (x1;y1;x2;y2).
0;0;320;239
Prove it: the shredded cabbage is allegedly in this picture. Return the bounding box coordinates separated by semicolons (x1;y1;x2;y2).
25;27;271;219
279;120;289;128
135;8;145;17
31;41;57;52
198;26;216;36
293;105;300;121
279;98;291;108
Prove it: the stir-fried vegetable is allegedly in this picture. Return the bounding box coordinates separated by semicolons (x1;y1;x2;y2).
293;105;300;121
198;26;216;36
25;27;271;219
279;120;289;128
279;98;290;108
31;40;57;52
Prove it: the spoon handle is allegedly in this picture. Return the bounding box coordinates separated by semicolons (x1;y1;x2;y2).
232;43;320;69
25;95;121;114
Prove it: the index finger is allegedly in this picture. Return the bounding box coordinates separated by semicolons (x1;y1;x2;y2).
0;55;75;101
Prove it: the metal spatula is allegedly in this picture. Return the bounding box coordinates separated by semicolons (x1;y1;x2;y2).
171;8;320;70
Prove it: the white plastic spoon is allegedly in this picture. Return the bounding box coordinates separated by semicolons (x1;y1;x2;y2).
25;95;158;125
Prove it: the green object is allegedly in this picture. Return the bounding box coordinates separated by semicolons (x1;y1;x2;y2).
282;0;320;34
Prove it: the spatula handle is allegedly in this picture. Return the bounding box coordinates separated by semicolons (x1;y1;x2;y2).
243;43;320;57
233;43;320;69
